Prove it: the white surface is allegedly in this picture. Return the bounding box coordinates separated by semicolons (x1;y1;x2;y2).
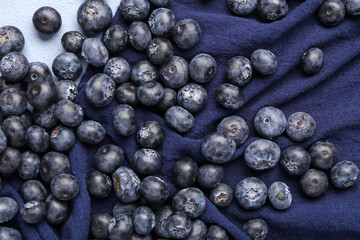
0;0;120;81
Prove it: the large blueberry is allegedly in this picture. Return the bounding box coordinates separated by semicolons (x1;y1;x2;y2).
18;151;40;180
133;206;155;235
165;106;194;133
189;53;217;84
131;60;158;85
243;219;269;240
300;169;328;198
108;215;133;240
177;83;207;113
345;0;360;15
251;49;278;75
268;181;292;210
217;115;249;146
166;212;192;239
26;125;49;153
32;7;62;34
206;225;229;240
302;48;324;75
94;144;124;174
27;79;57;110
286;112;316;142
0;197;18;223
226;56;252;87
257;0;289;22
87;170;112;198
103;25;128;54
235;177;267;210
330;161;359;189
56;80;78;101
133;148;162;175
254;106;286;139
112;166;141;203
55;99;84;127
318;0;345;27
197;163;224;189
25;61;52;84
1;52;29;82
148;8;175;36
185;219;207;240
310;140;338;170
137;81;164;106
228;0;258;15
137;121;164;148
81;38;109;67
172;187;206;218
21;180;47;202
52;52;82;80
85;73;115;107
140;176;169;204
209;183;234;208
201;132;236;164
116;82;139;106
157;87;176;112
0;147;21;178
245;139;281;171
20;201;45;224
40;152;70;183
2;116;26;147
154;206;174;238
216;83;244;109
0;88;27;116
128;21;152;51
280;146;311;176
173;19;201;50
45;194;69;225
61;31;85;53
160;56;189;89
173;157;198;188
0;227;22;240
120;0;150;22
112;104;136;136
0;26;24;57
147;37;174;65
51;173;80;201
90;213;111;239
77;120;106;144
104;57;131;85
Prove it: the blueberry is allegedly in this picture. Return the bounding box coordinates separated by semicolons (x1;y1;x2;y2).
310;141;338;170
216;83;244;109
217;115;249;147
112;166;141;203
173;187;206;218
0;227;22;240
20;201;46;224
52;52;82;80
173;19;201;50
33;103;58;130
302;48;324;75
318;0;345;27
330;161;359;189
300;169;328;198
0;129;6;153
147;37;174;65
103;25;128;54
206;225;229;240
85;73;115;107
131;60;159;85
19;110;34;129
166;212;192;239
197;164;224;189
257;0;289;22
235;177;267;210
1;52;29;82
280;146;311;176
209;183;233;208
137;121;164;148
173;157;198;188
177;83;207;113
133;206;155;235
56;80;78;101
140;176;170;204
251;49;278;75
87;170;112;198
27;79;57;110
94;144;124;174
77;120;106;144
61;31;85;53
165;106;194;133
77;0;113;36
201;132;236;164
130;232;152;240
228;0;258;15
0;26;24;57
148;8;176;37
189;53;217;84
21;180;47;202
0;197;18;223
137;81;164;106
55;99;84;127
185;219;207;240
51;173;80;201
160;56;189;89
0;147;21;178
25;61;52;84
26;125;49;153
113;202;137;218
32;7;61;33
0;88;27;116
116;82;139;106
81;38;109;67
345;0;360;15
108;215;133;240
150;0;172;7
254;107;286;139
227;56;252;87
45;194;69;225
133;148;162;175
18;151;39;180
120;0;150;22
286;112;316;142
2;116;26;147
128;21;152;51
268;181;292;210
154;206;174;238
90;213;112;239
243;219;269;240
112;104;136;136
104;57;131;85
40;151;70;183
157;87;176;112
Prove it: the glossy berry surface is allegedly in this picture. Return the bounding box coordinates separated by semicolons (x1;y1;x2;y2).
20;201;46;224
40;151;70;183
133;148;162;175
154;206;174;238
56;80;78;101
251;49;278;75
21;180;47;202
147;37;174;65
25;61;52;84
257;0;289;22
318;0;345;27
235;177;267;210
173;157;198;188
280;146;311;176
226;56;252;87
136;121;164;148
0;88;27;116
166;212;192;239
245;139;281;171
206;225;229;240
268;181;292;210
2;116;26;148
201;132;236;164
189;53;217;84
18;151;40;180
148;8;176;37
81;38;109;67
33;104;58;130
131;60;158;85
160;56;189;89
286;112;316;142
103;25;128;53
345;0;360;15
310;141;338;170
1;52;29;82
165;106;194;133
85;73;115;107
228;0;258;16
137;81;164;106
216;83;244;109
302;48;324;75
0;227;22;240
112;166;141;203
55;99;84;127
140;176;169;204
254;106;287;139
128;21;152;51
61;31;85;53
177;83;207;113
0;197;18;223
0;26;24;57
330;161;359;189
120;0;150;22
217;115;249;146
32;7;62;34
26;125;49;153
94;144;124;174
27;79;57;110
90;213;111;239
133;206;155;235
243;219;269;240
197;163;224;189
108;215;133;240
77;120;106;144
157;87;176;112
45;194;69;225
51;173;80;201
112;104;136;136
87;170;112;198
52;52;82;80
172;187;206;218
0;147;21;177
209;183;234;208
116;82;139;106
300;169;328;198
104;57;131;85
173;19;201;50
113;202;137;218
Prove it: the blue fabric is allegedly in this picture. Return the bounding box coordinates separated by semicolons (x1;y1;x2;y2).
2;0;360;239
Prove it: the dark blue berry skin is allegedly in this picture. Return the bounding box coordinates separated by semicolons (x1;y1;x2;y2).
19;110;34;129
116;82;139;106
0;26;24;57
302;48;324;75
33;103;58;130
157;87;176;112
147;38;174;65
228;0;258;16
77;0;113;36
25;61;52;84
173;187;206;218
148;8;176;37
113;202;137;218
2;116;26;148
207;225;229;240
0;197;18;223
185;219;207;240
137;121;164;148
56;80;78;101
268;181;292;210
310;141;338;170
243;219;269;240
32;7;61;34
26;125;49;153
160;56;189;89
87;170;112;198
128;21;152;51
155;206;174;238
177;83;207;113
140;176;170;204
40;151;70;183
45;194;69;225
61;31;85;53
133;148;162;175
90;213;111;239
257;0;289;22
52;52;82;80
173;19;201;50
81;38;109;67
103;25;128;54
104;57;131;85
20;200;46;224
51;173;80;201
27;79;57;110
108;215;133;240
112;104;136;136
235;177;267;210
280;146;311;176
120;0;150;22
226;56;252;87
300;169;328;198
286;112;316;142
94;144;124;174
0;129;6;153
133;206;155;235
165;106;194;133
217;115;249;147
85;73;115;107
209;183;233;208
330;161;360;189
55;99;84;127
0;74;23;92
216;83;244;109
0;88;27;116
130;232;152;240
254;106;286;139
77;120;106;145
173;157;198;188
318;0;345;27
346;0;360;15
189;53;217;84
197;164;224;189
137;81;164;106
112;166;141;203
21;180;47;202
150;0;172;7
18;151;40;180
0;227;22;240
251;49;278;75
166;212;192;239
0;147;21;178
131;60;159;86
201;132;236;164
1;52;29;82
